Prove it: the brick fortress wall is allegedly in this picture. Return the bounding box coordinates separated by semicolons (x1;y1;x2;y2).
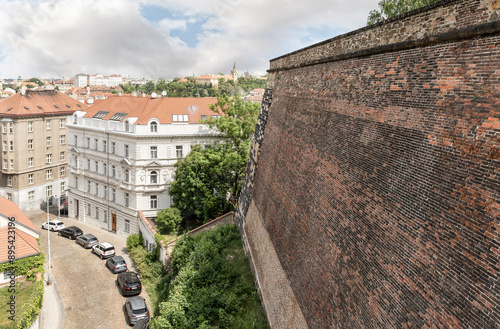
236;0;500;328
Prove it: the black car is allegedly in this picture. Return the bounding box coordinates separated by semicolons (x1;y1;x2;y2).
117;272;142;296
106;255;127;274
58;226;83;240
124;296;150;326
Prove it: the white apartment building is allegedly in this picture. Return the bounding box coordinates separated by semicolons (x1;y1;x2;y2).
73;73;123;87
66;95;223;236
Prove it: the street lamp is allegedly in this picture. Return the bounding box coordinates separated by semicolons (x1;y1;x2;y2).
46;195;53;285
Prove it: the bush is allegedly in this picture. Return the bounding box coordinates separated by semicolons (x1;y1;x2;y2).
156;207;183;235
126;233;143;251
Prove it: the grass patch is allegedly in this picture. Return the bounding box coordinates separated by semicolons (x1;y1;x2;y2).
0;280;37;328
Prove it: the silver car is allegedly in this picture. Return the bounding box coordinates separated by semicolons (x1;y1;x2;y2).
124;296;150;326
75;233;99;249
91;242;115;259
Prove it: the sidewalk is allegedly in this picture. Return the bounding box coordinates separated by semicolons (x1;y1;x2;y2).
40;253;65;329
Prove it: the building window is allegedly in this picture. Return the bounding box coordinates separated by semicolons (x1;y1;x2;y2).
60;181;65;192
95;161;99;172
9;123;12;133
150;195;158;209
125;169;130;182
60;152;65;161
87;159;91;170
124;144;129;158
150;171;158;184
87;203;91;216
104;212;108;223
28;174;34;184
28;121;33;132
103;140;107;152
28;157;33;167
3;159;7;169
59;119;65;128
3;141;7;151
95;207;99;220
150;121;157;132
111;142;115;154
95;183;99;196
46;136;51;147
46;169;52;180
74;135;78;146
104;186;108;199
103;163;107;175
125;220;130;233
125;121;130;132
94;138;98;150
112;165;116;178
10;159;13;169
46;185;52;198
2;123;6;133
28;191;34;202
150;146;157;158
176;145;183;158
46;154;52;164
60;166;65;177
28;139;33;150
112;188;116;202
9;141;13;151
6;176;12;186
6;193;12;201
172;114;189;122
75;177;79;189
201;115;207;120
125;193;129;207
87;180;91;193
46;120;51;130
59;135;66;145
87;137;90;148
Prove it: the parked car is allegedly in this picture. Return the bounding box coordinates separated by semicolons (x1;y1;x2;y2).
92;242;115;259
116;272;142;296
41;220;65;231
106;255;127;274
76;233;99;249
133;318;149;329
58;226;83;239
124;296;150;326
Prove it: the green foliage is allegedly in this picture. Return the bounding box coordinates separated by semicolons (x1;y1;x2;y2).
170;95;259;222
0;250;45;280
156;208;183;235
367;0;439;25
0;280;44;329
126;233;144;251
26;78;44;86
151;225;269;329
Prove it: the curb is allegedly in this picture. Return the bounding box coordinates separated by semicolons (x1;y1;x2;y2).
52;278;65;329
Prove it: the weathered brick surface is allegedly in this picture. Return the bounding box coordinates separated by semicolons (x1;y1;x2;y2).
236;1;500;328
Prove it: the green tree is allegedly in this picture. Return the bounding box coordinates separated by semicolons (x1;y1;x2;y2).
367;0;439;25
169;95;260;222
156;207;183;234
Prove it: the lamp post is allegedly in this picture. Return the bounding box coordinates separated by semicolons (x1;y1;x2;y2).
46;196;53;285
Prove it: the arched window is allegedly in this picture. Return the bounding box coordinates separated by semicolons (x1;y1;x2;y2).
125;169;130;182
150;171;157;184
150;121;157;133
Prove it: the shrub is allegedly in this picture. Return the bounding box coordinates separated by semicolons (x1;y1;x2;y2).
156;207;183;235
126;233;143;251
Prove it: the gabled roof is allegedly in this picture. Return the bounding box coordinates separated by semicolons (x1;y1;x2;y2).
0;89;87;117
81;96;219;125
0;197;38;234
0;227;40;264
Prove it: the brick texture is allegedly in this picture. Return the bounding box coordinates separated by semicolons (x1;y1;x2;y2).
236;1;500;328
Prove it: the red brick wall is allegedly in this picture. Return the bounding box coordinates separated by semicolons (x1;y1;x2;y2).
237;1;500;328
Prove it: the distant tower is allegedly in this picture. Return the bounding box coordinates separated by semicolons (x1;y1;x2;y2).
17;75;22;87
230;62;238;83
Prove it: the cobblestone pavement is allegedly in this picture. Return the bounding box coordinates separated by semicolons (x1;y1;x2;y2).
29;211;150;329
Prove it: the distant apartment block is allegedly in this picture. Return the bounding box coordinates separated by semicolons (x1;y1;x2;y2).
66;95;223;236
0;87;86;210
74;73;124;88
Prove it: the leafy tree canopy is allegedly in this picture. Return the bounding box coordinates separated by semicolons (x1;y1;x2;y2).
367;0;439;25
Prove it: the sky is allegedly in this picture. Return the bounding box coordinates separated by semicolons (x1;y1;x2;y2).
0;0;380;80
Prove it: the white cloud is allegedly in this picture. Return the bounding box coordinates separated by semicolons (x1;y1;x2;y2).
0;0;380;79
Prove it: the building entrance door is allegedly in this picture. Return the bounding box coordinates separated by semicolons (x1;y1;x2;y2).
112;213;117;232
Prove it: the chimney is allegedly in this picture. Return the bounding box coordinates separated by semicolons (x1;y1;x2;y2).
21;86;27;96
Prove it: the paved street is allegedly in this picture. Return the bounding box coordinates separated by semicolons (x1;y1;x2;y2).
29;211;149;329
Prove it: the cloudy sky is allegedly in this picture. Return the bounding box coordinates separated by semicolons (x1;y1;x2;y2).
0;0;380;79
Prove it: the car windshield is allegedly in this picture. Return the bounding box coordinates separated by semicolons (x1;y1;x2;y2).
88;238;97;242
116;261;125;265
132;308;147;315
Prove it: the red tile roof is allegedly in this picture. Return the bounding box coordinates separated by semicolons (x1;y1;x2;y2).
0;90;87;117
82;96;219;125
0;197;38;233
0;227;40;264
